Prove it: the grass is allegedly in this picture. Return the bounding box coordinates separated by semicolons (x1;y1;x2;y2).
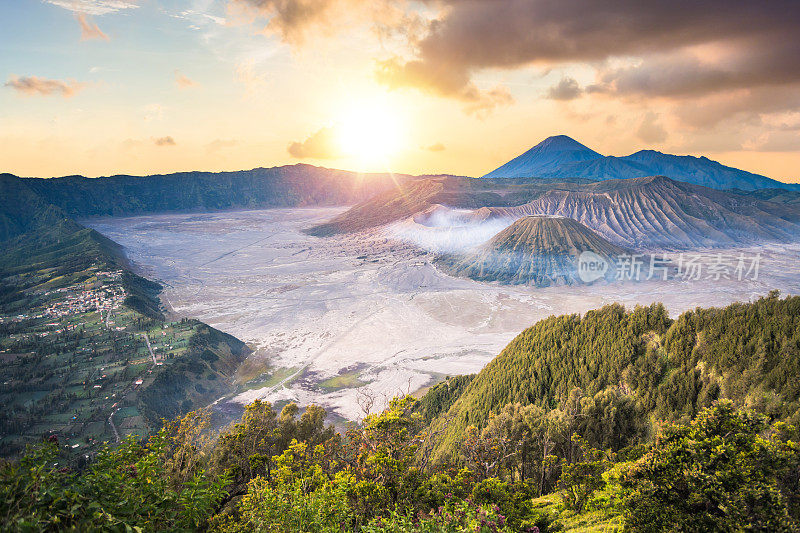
529;463;628;533
0;269;213;458
240;366;300;391
318;371;367;391
530;493;624;533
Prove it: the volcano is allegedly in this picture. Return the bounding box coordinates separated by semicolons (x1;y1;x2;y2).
436;215;627;286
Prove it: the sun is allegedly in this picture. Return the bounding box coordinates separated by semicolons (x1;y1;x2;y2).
337;99;403;165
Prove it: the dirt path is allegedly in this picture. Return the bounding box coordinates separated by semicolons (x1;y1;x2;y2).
143;332;157;364
108;407;121;442
106;333;159;442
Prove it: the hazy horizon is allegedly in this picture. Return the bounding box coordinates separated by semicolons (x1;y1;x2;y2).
6;135;800;186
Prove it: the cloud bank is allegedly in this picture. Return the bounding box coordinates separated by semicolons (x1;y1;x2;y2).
229;0;800;125
5;75;86;97
46;0;139;16
288;126;340;159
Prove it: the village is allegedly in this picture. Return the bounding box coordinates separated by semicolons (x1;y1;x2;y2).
0;270;126;326
42;270;127;320
0;263;202;458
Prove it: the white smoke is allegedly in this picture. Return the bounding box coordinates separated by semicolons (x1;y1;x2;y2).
387;207;514;253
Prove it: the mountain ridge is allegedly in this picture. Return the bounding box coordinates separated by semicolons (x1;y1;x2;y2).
3;165;434;220
311;174;800;249
481;135;799;191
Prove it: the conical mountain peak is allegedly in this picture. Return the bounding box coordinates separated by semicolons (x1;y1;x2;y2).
532;135;599;154
481;135;799;191
481;135;603;179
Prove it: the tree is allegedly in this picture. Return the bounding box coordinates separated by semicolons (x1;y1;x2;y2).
0;434;228;531
214;440;354;533
345;396;425;517
362;498;516;533
621;401;800;532
461;408;527;482
558;433;606;513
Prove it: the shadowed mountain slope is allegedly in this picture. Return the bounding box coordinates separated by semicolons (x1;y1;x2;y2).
10;165;428;219
746;188;800;206
0;174;83;242
305;179;444;236
436;216;627;286
483;176;800;248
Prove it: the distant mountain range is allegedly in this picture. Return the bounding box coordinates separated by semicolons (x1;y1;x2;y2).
476;175;800;248
437;216;627;286
311;175;800;249
4;156;800;287
2;165;424;221
481;135;800;192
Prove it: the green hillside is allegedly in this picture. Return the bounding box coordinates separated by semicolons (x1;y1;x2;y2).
0;174;83;243
2;294;800;531
0;185;250;458
428;293;800;462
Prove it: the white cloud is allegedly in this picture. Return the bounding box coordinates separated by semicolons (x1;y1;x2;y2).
44;0;139;16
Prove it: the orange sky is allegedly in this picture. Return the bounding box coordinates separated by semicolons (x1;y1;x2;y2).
1;1;798;183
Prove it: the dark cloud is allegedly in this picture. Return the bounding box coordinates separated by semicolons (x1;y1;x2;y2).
234;0;340;43
288;126;341;159
230;0;800;123
636;112;667;143
231;0;513;112
5;75;86;97
376;58;513;116
379;0;800;116
674;85;800;129
405;1;797;77
231;0;412;45
591;43;800;99
547;77;582;101
77;13;109;41
153;136;176;146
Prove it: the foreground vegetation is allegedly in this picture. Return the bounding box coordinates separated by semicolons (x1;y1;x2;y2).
2;294;800;531
427;292;800;463
2;397;797;532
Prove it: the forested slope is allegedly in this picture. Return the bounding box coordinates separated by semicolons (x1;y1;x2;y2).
3;295;800;532
138;323;249;425
429;293;800;462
